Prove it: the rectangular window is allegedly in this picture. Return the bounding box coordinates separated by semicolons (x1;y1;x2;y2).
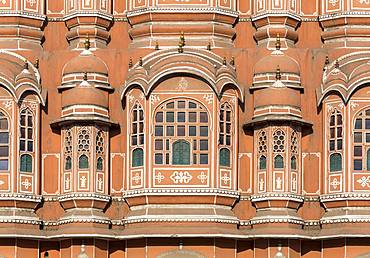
155;153;163;164
177;126;185;136
178;112;185;122
200;126;208;137
355;119;362;129
166;112;174;122
189;112;196;122
354;159;362;170
155;140;163;150
0;133;8;144
155;126;163;136
354;146;362;156
189;126;196;136
200;112;208;123
200;140;208;150
200;154;208;164
155;112;163;122
166;126;174;136
354;132;362;143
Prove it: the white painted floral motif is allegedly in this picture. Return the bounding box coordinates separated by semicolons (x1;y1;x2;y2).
203;94;213;104
150;95;160;105
259;178;264;191
328;0;339;6
154;172;165;183
132;172;141;184
3;100;12;110
0;0;6;4
330;178;341;189
0;180;4;186
276;176;282;189
80;176;87;188
221;172;231;185
177;77;188;91
360;0;370;4
292;177;297;191
21;178;32;190
127;94;135;103
65;177;70;190
170;171;192;184
357;176;370;188
26;0;37;7
97;177;103;190
197;171;208;184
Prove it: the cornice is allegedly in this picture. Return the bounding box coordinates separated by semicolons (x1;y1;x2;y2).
126;7;238;17
319;11;370;21
0;10;46;20
320;192;370;202
123;188;240;198
251;193;305;203
63;11;113;21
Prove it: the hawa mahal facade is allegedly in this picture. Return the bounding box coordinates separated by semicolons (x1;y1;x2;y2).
0;0;370;257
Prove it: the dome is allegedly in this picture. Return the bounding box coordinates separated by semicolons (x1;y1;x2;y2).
61;76;108;109
62;40;108;76
254;50;300;75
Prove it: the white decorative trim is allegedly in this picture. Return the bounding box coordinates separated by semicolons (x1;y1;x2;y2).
122;188;240;198
251;193;304;203
320;192;370;202
58;192;110;202
126;6;238;17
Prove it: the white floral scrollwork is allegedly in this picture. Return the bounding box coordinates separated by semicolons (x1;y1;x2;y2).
170;171;192;184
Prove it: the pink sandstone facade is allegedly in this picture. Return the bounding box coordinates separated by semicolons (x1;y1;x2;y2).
0;0;370;257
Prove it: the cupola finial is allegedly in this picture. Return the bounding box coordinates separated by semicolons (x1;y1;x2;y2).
84;36;90;50
276;65;281;80
275;34;281;50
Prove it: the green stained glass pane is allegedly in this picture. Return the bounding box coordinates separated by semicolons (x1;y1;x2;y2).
172;140;190;165
65;156;72;170
97;157;103;171
219;148;230;167
274;155;284;169
259;156;266;170
330;153;342;172
20;154;32;172
367;149;370;171
291;156;297;170
79;154;89;169
132;148;144;167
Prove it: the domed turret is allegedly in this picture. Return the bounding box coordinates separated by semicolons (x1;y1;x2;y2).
60;39;110;90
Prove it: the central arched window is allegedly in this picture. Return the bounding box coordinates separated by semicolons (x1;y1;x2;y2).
0;111;9;171
219;103;232;167
353;108;370;171
273;129;285;170
154;99;209;165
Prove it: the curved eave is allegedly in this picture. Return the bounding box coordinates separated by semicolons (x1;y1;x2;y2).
50;115;119;129
243;114;312;130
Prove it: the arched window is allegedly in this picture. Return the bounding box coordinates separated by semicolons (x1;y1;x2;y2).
79;154;89;169
132;148;143;167
77;128;90;170
19;109;34;172
96;157;103;171
65;156;72;170
219;103;232;167
259;155;266;170
330;153;342;172
353;109;370;171
131;103;144;167
20;154;32;172
291;156;297;170
273;130;285;169
0;111;9;171
329;109;343;172
274;155;284;169
154;99;209;165
219;148;230;167
257;130;267;171
96;130;105;171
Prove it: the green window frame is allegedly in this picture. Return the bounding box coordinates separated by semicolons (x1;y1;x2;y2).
259;155;266;170
79;154;89;169
132;148;144;167
65;156;72;170
219;148;231;167
274;155;284;169
330;153;342;172
97;157;103;171
20;154;32;172
172;140;190;165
